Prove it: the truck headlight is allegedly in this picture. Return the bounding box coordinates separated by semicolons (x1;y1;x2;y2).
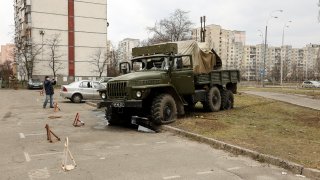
101;93;106;99
136;91;142;98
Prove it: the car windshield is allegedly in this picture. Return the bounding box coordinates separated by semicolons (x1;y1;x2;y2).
131;56;170;72
32;79;41;83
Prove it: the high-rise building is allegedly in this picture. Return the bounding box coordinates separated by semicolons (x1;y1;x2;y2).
118;38;140;61
192;24;245;69
243;45;258;81
303;44;320;79
14;0;108;83
0;44;15;64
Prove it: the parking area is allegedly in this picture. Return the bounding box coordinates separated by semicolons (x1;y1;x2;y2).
0;89;307;180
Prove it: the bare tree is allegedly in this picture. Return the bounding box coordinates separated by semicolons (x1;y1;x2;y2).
90;48;108;78
0;61;13;88
147;9;193;44
107;45;121;77
46;34;64;79
282;61;289;82
16;39;43;80
270;63;280;82
315;48;320;80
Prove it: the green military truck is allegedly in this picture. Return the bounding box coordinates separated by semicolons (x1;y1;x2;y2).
100;41;240;128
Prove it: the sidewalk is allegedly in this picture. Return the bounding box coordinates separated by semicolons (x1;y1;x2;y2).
243;91;320;111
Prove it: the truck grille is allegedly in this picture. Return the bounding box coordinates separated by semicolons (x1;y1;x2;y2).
107;81;127;99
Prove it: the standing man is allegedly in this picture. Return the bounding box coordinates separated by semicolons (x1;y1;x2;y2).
43;76;56;108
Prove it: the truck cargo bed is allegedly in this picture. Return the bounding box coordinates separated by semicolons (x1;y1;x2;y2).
194;69;240;85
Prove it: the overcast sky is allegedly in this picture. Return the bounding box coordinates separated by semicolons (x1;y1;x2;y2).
1;0;320;48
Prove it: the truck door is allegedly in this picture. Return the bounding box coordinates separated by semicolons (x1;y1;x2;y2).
170;56;195;95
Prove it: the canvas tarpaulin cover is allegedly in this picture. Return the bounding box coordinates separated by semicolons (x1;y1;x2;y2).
174;40;221;74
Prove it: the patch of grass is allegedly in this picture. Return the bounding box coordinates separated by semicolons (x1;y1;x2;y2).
172;94;320;169
240;86;320;99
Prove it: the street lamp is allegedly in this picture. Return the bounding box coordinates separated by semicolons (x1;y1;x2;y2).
39;30;45;62
280;20;292;86
257;29;264;82
262;10;283;87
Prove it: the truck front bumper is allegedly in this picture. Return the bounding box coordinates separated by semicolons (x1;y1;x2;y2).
103;100;143;108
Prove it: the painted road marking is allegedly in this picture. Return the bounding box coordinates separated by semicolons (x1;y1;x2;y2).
24;152;31;162
30;152;63;157
163;175;181;179
132;143;147;146
19;133;25;139
196;171;213;175
28;167;50;180
25;133;46;136
155;141;167;144
19;132;46;139
227;167;241;171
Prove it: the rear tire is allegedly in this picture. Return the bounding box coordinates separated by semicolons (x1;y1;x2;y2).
220;89;234;110
151;94;177;125
203;86;221;112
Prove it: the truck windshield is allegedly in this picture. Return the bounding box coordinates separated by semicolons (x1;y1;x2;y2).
132;57;170;72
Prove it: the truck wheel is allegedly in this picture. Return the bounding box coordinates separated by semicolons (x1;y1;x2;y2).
151;94;177;125
106;107;132;126
204;86;221;112
72;94;82;103
220;90;234;110
106;107;121;126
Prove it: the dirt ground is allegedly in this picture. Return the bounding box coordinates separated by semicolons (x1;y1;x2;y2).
172;93;320;169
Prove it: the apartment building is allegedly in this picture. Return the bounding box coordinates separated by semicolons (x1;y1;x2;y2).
243;45;258;80
192;24;246;70
303;44;320;78
0;44;15;64
14;0;107;83
118;38;140;61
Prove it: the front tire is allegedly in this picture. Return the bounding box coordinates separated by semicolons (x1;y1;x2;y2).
72;94;82;103
151;94;177;125
203;86;221;112
106;107;132;126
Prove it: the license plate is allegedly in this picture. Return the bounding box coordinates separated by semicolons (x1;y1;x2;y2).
112;101;125;108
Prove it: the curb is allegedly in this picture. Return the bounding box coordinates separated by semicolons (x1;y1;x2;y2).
162;125;320;179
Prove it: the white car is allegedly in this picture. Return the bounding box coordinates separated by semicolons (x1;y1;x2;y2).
60;80;106;103
301;81;320;88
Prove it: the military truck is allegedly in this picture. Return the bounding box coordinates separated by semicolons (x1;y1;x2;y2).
100;41;240;128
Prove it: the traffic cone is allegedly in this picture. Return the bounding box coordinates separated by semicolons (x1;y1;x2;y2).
73;113;84;127
54;102;61;112
45;124;61;143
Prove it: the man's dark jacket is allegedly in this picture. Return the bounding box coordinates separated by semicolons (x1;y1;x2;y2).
43;79;56;95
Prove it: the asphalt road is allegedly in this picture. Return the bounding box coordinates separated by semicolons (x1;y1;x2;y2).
0;89;307;180
243;91;320;111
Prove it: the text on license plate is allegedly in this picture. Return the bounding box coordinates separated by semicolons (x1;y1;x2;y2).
112;102;125;107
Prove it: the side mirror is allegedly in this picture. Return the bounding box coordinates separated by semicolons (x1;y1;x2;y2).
119;62;131;74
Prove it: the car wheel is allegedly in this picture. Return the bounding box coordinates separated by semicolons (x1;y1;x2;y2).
72;94;83;103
